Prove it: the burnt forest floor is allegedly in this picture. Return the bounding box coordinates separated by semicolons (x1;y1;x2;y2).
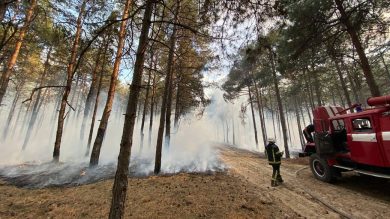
0;146;389;219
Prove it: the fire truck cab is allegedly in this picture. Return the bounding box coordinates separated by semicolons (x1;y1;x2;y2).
302;95;390;182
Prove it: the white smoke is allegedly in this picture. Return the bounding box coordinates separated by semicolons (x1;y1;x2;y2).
0;88;304;187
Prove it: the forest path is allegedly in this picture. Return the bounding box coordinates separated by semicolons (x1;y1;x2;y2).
220;146;390;219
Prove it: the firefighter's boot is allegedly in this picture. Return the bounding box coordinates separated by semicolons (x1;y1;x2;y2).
277;175;284;183
271;180;278;187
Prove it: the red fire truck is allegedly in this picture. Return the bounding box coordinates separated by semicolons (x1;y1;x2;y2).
301;95;390;182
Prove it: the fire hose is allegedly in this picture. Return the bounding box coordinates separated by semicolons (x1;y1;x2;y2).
294;166;354;219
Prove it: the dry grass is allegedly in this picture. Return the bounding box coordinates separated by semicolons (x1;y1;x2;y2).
0;172;285;219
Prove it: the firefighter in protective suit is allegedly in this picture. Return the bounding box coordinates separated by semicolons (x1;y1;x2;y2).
265;138;284;187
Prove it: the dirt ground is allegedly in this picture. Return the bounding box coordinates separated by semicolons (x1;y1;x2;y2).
221;146;390;219
0;146;389;218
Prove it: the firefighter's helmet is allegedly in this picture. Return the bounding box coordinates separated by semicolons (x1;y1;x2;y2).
267;137;276;143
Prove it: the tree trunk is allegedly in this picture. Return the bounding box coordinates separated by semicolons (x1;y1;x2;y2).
0;1;19;55
334;0;380;97
53;0;87;162
269;49;290;158
248;86;259;148
344;65;359;103
232;118;235;145
148;72;156;147
0;1;7;23
89;0;132;167
332;57;352;107
174;75;181;129
331;88;337;105
66;73;81;126
1;80;23;140
22;47;52;150
0;0;36;106
303;97;312;122
35;88;49;131
85;41;109;157
335;81;346;107
86;59;104;157
80;44;103;140
269;88;277;138
77;72;88;118
286;109;292;146
165;61;175;148
259;88;267;143
311;69;322;106
11;98;25;138
140;51;153;148
154;2;180;174
225;120;229;143
380;53;390;83
303;70;315;110
250;73;267;147
174;62;182;130
164;3;180;150
108;1;153;218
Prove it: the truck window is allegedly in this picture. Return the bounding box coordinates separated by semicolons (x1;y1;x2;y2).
332;119;345;131
352;118;372;132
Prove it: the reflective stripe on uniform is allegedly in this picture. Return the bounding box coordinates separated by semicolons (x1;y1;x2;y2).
272;147;276;162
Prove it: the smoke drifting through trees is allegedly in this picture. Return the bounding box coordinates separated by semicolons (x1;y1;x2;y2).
0;0;389;218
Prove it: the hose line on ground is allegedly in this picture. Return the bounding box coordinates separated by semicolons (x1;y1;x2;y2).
294;167;353;219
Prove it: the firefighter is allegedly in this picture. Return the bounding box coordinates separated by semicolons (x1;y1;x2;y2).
265;138;284;187
355;104;363;112
303;124;315;143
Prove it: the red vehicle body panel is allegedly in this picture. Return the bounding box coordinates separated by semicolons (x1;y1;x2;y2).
313;105;390;168
313;106;344;132
344;114;385;167
379;114;390;166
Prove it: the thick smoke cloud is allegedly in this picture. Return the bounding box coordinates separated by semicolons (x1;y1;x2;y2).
0;89;303;187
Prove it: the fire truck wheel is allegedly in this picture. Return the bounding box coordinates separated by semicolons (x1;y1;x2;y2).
310;154;336;183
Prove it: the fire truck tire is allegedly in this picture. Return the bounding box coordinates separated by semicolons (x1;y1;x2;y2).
310;154;337;183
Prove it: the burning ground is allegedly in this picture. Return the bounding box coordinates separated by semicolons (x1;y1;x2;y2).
1;146;389;218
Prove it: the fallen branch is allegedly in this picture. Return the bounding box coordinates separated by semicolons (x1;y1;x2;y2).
22;85;66;103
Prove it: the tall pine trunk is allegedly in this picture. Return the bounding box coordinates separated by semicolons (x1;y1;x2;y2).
174;75;181;129
0;1;7;23
334;0;380;97
252;79;267;146
333;57;352;107
53;0;87;162
312;69;322;106
1;80;24;140
148;71;156;147
22;47;52;150
0;0;36;106
80;44;103;140
140;50;153;148
85;41;108;157
109;1;153;218
154;2;180;174
248;86;259;148
89;0;132;167
269;49;290;158
380;53;390;82
344;65;359;103
303;69;315;110
269;88;277;138
164;3;180;149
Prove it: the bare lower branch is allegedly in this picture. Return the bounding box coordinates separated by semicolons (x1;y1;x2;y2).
22;85;66;103
66;100;75;111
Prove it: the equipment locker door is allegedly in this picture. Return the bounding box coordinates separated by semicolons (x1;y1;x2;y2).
347;116;385;167
378;115;390;167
